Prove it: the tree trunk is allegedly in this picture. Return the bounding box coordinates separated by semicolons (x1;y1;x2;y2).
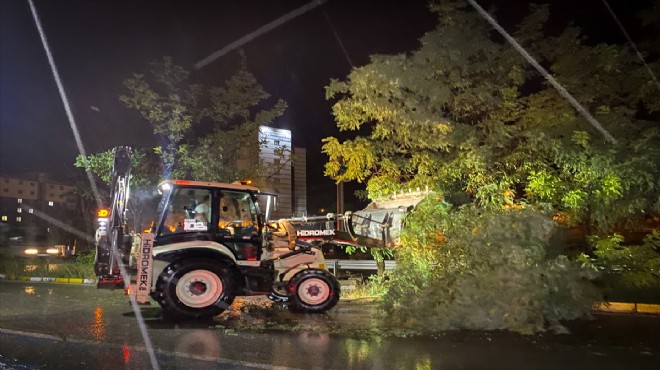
377;259;385;276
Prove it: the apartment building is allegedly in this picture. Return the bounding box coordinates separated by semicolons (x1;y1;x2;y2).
0;173;75;243
257;126;307;219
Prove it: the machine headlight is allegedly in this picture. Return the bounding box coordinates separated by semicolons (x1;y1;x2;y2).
24;248;38;255
46;248;59;255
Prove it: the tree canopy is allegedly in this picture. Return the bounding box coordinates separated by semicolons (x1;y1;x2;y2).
76;54;287;186
322;1;660;233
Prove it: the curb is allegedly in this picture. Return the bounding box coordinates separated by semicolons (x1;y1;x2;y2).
593;301;660;315
14;277;95;284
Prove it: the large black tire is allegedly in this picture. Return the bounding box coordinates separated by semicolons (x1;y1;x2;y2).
155;259;235;320
288;269;340;313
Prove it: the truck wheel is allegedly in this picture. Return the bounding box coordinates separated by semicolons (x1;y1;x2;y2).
157;259;234;320
288;269;340;313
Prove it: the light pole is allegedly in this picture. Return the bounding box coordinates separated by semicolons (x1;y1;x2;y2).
336;180;344;231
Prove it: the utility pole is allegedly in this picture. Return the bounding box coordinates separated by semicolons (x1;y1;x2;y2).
336;180;344;231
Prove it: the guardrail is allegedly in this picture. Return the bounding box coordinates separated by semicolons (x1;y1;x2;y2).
325;259;396;275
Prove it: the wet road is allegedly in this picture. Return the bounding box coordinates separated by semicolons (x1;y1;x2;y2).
1;281;659;369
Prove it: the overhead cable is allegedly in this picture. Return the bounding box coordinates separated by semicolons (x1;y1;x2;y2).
27;0;104;207
465;0;617;144
601;0;659;90
195;0;327;70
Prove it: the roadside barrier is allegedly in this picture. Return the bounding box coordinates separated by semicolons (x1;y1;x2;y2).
325;259;396;275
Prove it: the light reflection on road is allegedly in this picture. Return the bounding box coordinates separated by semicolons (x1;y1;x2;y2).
344;338;372;368
123;344;131;365
23;286;35;295
297;331;329;352
91;306;105;341
175;330;222;358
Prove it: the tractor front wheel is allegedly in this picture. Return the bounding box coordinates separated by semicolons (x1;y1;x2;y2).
288;269;340;313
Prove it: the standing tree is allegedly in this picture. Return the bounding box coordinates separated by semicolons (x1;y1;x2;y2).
75;55;288;239
77;54;288;186
119;54;288;182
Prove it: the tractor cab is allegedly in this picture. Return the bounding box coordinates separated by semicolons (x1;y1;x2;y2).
153;180;264;261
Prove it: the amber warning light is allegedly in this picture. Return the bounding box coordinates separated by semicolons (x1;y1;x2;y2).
97;208;110;218
97;208;110;236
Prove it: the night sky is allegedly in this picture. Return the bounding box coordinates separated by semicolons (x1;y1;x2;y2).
0;0;652;211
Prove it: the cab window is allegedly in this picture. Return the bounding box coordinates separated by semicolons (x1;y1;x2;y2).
218;190;259;239
159;188;212;236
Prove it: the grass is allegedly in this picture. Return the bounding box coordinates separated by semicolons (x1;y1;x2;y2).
0;251;96;280
0;253;26;280
341;275;389;300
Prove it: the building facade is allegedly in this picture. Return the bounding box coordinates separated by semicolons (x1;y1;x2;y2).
292;147;307;217
0;173;75;245
257;126;307;219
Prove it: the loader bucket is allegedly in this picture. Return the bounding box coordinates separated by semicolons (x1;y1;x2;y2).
344;194;429;248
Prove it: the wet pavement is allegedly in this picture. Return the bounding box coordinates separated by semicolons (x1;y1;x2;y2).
1;280;659;369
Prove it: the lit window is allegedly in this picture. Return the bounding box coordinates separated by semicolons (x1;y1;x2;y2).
17;208;22;213
17;198;23;204
16;217;22;222
29;209;34;214
1;216;7;221
48;201;54;207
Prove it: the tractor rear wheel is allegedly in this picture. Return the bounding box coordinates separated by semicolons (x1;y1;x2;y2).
156;259;234;320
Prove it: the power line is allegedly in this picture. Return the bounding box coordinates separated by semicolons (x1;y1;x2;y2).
28;2;160;369
322;8;353;68
465;0;617;144
601;0;659;90
27;0;104;208
195;0;327;70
